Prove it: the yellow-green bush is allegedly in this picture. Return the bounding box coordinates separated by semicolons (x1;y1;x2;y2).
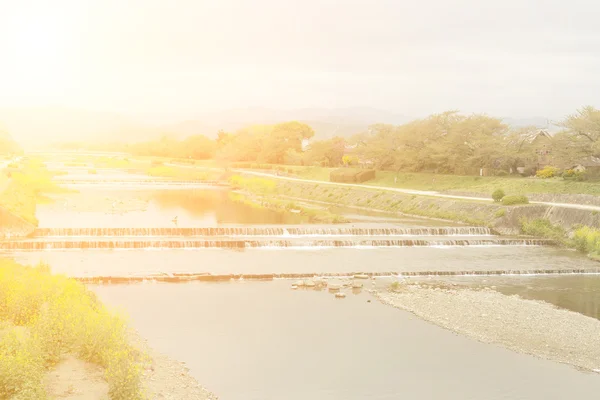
0;260;144;399
572;226;600;255
535;165;560;179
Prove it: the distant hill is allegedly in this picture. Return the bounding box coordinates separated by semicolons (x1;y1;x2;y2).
0;106;563;150
159;107;410;139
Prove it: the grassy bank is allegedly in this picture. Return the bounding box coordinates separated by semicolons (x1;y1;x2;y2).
229;175;348;223
272;179;496;226
229;164;600;196
0;159;68;225
0;260;144;399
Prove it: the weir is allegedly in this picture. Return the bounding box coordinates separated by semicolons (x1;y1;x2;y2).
33;226;493;237
75;268;600;284
1;238;554;250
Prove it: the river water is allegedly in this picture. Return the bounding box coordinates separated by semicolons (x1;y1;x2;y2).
8;172;600;399
93;281;600;400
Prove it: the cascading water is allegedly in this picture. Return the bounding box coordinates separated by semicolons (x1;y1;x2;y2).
0;238;554;250
33;226;493;238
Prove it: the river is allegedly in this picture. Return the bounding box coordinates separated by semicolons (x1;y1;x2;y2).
5;167;600;399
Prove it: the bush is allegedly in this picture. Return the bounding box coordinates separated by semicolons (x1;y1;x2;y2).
563;169;587;181
536;165;560;178
572;226;600;254
495;208;506;218
496;170;509;176
502;195;529;205
520;218;565;241
491;189;505;202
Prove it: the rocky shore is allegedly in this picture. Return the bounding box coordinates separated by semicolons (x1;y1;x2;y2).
134;334;219;400
376;282;600;373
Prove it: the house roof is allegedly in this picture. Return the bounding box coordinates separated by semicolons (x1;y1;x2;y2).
525;129;553;143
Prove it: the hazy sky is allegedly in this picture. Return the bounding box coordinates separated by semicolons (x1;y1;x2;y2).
1;0;598;121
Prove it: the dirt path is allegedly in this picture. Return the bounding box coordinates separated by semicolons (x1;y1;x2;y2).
45;357;109;400
43;334;218;400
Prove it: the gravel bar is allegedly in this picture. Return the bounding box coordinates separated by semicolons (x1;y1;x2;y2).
376;283;600;372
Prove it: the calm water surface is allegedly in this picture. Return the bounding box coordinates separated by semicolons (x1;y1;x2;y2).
93;281;600;400
9;246;597;277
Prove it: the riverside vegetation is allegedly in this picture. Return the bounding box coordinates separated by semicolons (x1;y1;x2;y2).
0;259;144;399
0;159;68;226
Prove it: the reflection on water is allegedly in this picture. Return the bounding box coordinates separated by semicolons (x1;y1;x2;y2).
452;275;600;321
93;281;600;400
37;189;305;227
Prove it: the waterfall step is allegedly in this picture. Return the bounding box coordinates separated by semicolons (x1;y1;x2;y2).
33;227;494;238
1;238;555;250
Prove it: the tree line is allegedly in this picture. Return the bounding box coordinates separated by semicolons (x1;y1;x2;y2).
57;106;600;175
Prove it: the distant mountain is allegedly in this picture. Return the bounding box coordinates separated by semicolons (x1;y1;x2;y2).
159;107;411;139
0;106;563;150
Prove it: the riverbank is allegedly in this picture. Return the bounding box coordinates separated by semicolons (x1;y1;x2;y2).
0;259;218;399
376;282;600;373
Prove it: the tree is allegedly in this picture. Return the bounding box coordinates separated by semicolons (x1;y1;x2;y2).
561;106;600;157
258;121;314;164
303;137;345;167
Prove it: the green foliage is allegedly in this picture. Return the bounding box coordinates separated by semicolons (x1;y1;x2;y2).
519;218;565;241
330;168;376;183
0;260;144;399
572;226;600;254
491;189;505;202
563;169;587;181
501;195;529;205
536;166;560;178
495;208;506;218
229;175;276;195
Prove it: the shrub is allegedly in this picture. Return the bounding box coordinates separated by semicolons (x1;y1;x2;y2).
572;226;600;254
536;165;560;178
496;170;509;176
502;195;529;205
495;208;506;218
520;218;565;241
563;169;587;181
491;189;505;202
